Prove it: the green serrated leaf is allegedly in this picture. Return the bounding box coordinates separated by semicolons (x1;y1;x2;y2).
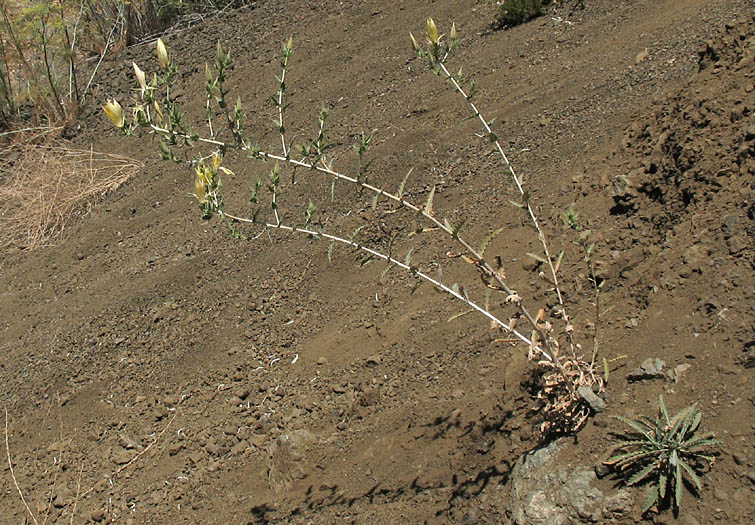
479;227;504;257
658;470;667;500
614;416;654;439
642;484;659;513
628;461;658;486
687;409;702;435
683;435;721;450
659;395;671;426
679;460;702;492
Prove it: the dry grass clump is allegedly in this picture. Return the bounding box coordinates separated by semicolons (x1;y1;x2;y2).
0;135;142;251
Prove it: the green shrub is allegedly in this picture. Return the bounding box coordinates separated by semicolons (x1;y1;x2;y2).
494;0;553;29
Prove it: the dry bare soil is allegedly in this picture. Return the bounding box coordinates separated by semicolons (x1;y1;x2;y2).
1;0;753;523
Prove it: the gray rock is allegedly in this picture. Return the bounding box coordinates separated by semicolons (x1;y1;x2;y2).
627;357;665;381
578;386;606;413
504;440;634;524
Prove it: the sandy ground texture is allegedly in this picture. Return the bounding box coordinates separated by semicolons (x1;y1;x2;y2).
1;0;753;523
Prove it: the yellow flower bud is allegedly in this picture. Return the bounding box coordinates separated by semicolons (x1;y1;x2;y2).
285;35;293;53
426;18;439;44
133;62;146;97
153;100;163;124
194;167;208;203
409;32;420;53
450;22;457;43
211;152;221;170
103;98;125;128
157;38;170;70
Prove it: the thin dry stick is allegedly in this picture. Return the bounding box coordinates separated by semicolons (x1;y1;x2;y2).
41;396;65;525
82;0;122;102
74;409;178;503
69;462;84;525
4;408;40;525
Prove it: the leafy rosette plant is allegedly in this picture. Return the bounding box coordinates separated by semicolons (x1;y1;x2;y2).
606;395;722;514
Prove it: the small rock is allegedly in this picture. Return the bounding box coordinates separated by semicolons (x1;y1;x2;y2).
627;358;665;381
732;453;747;466
713;487;729;501
727;235;748;255
162;395;179;407
317;357;328;365
358;387;381;407
168;442;183;456
462;510;479;524
53;487;71;508
668;363;692;383
578;386;606;413
249;433;268;448
231;440;249;456
89;509;106;522
522;258;540;272
111;448;134;465
592;416;608;428
745;471;755;485
604;489;633;516
232;386;250;400
594;462;611;479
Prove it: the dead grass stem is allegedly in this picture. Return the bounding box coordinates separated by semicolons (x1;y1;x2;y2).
0;138;142;252
4;408;39;525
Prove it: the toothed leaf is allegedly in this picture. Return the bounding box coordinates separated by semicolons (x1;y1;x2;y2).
679;460;702;493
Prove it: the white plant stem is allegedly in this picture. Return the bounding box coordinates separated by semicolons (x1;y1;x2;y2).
437;60;575;356
147;122;565;371
219;209;551;361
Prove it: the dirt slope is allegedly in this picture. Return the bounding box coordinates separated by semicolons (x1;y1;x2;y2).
1;0;752;523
